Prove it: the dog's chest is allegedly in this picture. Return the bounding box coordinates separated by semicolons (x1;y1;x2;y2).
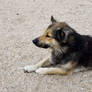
50;50;63;65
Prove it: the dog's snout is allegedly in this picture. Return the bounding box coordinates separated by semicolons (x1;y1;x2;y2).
32;39;38;44
32;37;50;49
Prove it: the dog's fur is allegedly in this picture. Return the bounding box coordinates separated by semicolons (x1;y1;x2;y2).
24;16;92;75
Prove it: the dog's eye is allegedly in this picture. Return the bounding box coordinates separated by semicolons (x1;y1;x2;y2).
46;34;50;38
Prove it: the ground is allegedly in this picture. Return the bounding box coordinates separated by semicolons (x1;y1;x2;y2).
0;0;92;92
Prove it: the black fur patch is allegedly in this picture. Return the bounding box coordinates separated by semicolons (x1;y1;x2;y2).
52;27;92;68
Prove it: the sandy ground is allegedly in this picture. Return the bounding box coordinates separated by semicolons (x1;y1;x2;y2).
0;0;92;92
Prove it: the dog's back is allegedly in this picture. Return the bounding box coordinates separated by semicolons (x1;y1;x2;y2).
79;35;92;68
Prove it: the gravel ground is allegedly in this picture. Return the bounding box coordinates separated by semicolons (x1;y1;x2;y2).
0;0;92;92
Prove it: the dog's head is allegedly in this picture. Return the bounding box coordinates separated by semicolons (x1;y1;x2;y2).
33;16;75;50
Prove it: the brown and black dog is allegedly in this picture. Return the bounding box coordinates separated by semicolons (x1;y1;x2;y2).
24;16;92;75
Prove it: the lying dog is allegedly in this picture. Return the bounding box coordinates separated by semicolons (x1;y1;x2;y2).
24;16;92;75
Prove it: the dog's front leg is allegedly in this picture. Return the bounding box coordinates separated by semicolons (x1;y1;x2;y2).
36;67;71;75
35;61;76;75
24;56;50;73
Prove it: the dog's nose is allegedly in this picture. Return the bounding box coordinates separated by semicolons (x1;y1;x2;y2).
32;39;38;44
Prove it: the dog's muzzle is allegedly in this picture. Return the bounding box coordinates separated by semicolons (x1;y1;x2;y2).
32;38;50;49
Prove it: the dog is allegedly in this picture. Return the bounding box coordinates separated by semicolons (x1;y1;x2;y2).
24;16;92;75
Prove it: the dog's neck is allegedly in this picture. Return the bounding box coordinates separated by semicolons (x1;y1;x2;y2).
50;49;63;65
52;45;68;54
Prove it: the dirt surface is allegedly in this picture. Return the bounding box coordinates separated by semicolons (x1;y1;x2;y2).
0;0;92;92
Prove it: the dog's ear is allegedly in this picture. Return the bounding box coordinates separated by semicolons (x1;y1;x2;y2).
54;28;65;42
62;26;74;43
55;26;74;43
51;16;57;24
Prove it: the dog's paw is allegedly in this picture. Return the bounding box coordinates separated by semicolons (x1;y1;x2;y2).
36;68;48;75
24;65;37;73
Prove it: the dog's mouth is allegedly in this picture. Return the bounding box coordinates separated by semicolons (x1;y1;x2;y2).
34;43;50;49
32;39;50;49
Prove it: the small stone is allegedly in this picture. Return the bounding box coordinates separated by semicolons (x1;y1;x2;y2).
80;87;84;91
16;13;19;15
